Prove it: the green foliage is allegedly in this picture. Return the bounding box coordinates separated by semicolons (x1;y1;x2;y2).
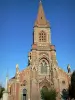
61;89;68;100
0;85;5;99
41;88;57;100
69;71;75;99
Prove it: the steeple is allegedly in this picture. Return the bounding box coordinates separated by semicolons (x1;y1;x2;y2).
34;1;50;27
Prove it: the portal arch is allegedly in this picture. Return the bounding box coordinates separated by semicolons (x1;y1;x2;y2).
42;86;48;91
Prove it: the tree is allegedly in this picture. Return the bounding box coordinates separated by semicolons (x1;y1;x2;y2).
61;89;68;100
0;85;5;99
41;87;57;100
69;71;75;99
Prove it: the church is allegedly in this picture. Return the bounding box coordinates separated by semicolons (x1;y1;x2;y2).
7;1;71;100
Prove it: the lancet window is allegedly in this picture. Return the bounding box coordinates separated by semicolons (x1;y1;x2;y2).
22;89;27;100
39;59;48;74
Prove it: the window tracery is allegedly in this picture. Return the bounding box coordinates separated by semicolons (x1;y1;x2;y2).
39;59;48;74
41;60;47;73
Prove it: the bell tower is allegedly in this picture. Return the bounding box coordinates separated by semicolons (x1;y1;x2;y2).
28;2;58;96
28;1;57;73
33;1;51;49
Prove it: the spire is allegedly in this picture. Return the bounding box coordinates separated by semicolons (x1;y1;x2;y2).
67;64;71;73
16;64;19;76
34;1;50;27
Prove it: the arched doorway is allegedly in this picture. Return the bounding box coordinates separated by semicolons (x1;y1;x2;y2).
40;86;48;100
23;89;27;100
42;86;48;91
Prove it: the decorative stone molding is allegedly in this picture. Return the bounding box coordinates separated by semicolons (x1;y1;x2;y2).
39;77;50;88
21;80;27;86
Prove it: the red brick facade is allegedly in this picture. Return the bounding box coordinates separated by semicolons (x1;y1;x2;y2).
7;1;70;100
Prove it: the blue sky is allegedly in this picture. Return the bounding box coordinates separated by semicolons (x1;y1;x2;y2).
0;0;75;86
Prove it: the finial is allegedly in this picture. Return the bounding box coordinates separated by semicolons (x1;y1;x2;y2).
15;64;19;81
16;64;19;74
16;64;19;68
67;64;71;73
5;72;8;91
6;68;9;78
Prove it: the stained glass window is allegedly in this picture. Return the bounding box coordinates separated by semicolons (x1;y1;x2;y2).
41;60;47;74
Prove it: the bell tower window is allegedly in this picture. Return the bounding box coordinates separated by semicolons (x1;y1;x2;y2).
39;31;46;42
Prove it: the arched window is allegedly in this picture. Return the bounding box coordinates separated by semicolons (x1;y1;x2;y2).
40;60;47;74
23;89;27;100
39;31;46;42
